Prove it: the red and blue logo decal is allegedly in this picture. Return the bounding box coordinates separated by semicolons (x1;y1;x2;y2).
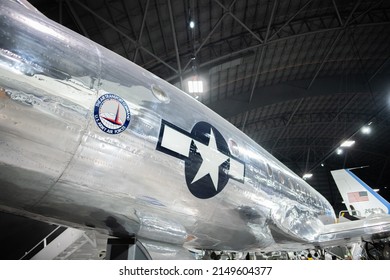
94;93;131;134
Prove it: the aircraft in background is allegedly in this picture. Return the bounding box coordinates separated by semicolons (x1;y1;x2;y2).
331;168;390;218
1;0;390;259
330;168;390;259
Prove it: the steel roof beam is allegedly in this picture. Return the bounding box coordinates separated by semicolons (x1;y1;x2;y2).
350;0;384;25
184;0;263;72
154;0;169;60
228;11;263;43
73;0;178;74
216;0;263;43
133;0;150;62
103;0;130;60
168;0;183;88
183;13;228;72
119;0;138;60
59;0;63;25
241;0;278;131
167;18;390;83
268;0;314;41
368;56;390;82
65;0;90;38
271;98;304;152
307;0;362;90
332;0;343;26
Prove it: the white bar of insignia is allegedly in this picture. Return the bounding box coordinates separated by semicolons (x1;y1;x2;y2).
229;158;244;181
161;125;192;157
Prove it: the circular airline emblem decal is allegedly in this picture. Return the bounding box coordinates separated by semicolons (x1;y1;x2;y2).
94;93;131;134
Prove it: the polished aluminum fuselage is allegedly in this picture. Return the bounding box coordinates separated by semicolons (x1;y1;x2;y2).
0;0;335;253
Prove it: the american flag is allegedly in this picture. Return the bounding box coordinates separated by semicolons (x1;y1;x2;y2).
347;191;369;203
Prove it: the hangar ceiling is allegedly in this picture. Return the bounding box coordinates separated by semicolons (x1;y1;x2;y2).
27;0;390;209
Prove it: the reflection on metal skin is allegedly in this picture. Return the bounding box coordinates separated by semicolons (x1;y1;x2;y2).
0;0;338;256
136;211;188;245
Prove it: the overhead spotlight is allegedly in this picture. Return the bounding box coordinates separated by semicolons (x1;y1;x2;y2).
189;20;195;29
361;126;371;134
336;148;343;155
373;189;380;192
303;173;313;180
340;140;355;147
188;78;203;93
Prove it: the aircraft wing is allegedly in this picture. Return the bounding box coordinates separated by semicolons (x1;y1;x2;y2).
315;215;390;248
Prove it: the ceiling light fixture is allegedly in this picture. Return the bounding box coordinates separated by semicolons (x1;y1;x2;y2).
340;140;355;147
361;126;371;134
188;78;203;93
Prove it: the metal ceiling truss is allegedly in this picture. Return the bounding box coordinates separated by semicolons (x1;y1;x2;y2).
56;0;390;88
71;0;178;74
133;0;150;62
307;0;362;90
64;0;90;38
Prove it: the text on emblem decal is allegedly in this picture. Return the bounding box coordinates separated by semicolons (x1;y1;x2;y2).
94;93;131;134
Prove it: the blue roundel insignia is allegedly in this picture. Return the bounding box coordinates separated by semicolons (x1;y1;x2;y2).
184;122;231;198
94;93;131;134
156;120;246;199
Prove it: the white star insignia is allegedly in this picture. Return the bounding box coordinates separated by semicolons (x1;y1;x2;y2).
157;121;246;196
191;128;229;190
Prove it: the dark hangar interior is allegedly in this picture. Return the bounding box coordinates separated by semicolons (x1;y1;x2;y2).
1;0;390;259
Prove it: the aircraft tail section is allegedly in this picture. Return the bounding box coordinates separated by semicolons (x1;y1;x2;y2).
331;169;390;218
